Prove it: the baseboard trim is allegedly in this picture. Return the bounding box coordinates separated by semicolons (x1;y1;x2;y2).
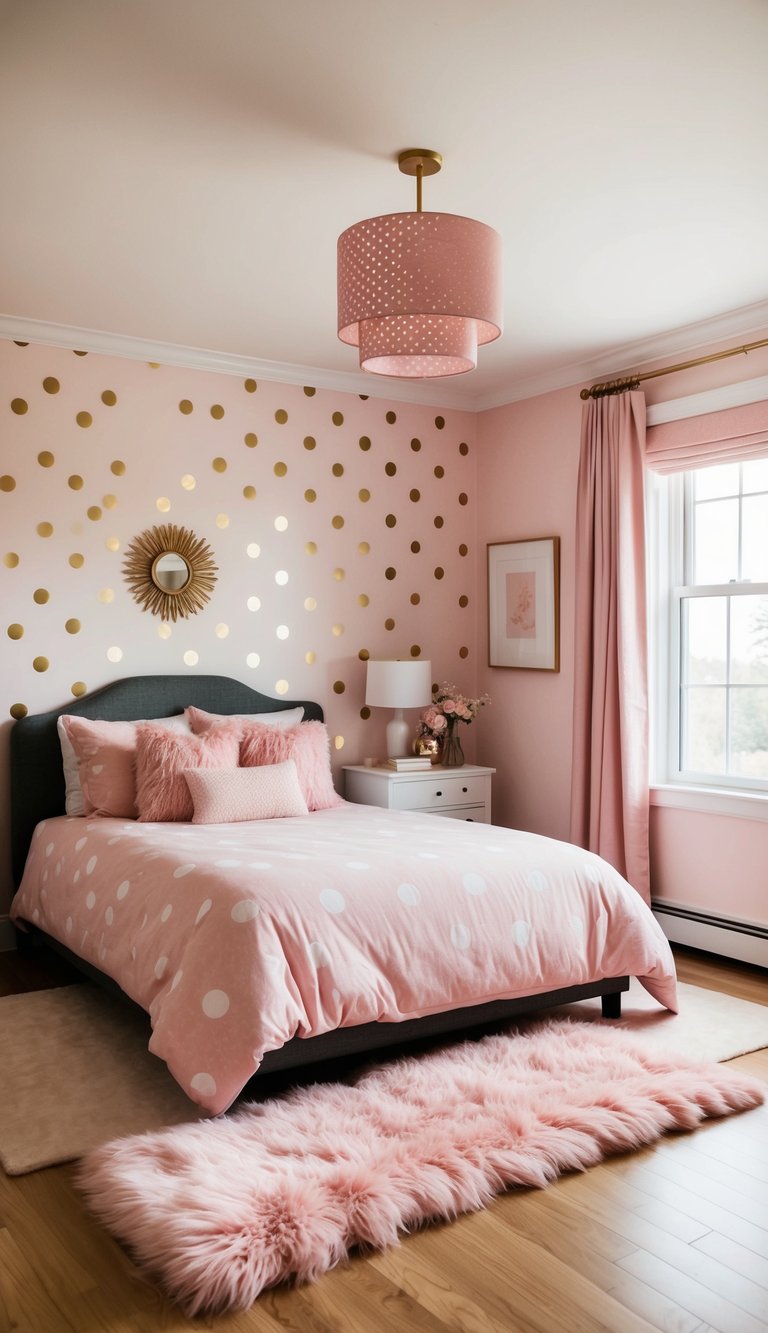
653;901;768;968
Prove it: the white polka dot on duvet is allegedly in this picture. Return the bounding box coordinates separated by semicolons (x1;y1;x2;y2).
309;941;331;968
231;900;260;923
202;989;230;1018
463;871;487;896
397;882;421;907
512;920;531;947
451;923;471;950
320;889;345;914
173;864;196;879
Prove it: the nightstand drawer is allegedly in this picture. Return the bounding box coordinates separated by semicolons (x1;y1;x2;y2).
391;774;489;811
422;804;489;823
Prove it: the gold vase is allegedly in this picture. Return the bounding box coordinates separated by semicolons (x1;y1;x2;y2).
440;726;465;767
413;734;441;764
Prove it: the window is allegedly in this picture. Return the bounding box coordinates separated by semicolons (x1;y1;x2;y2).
650;457;768;794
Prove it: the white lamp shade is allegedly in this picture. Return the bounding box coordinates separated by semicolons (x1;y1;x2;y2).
365;659;433;709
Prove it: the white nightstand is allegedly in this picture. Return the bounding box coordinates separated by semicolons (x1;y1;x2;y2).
343;763;495;823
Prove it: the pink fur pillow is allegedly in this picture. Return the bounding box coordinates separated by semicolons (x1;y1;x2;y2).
185;761;309;824
58;714;191;817
185;704;304;734
239;721;343;811
135;724;241;822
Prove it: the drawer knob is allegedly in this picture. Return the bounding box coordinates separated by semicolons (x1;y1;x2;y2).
435;789;442;797
462;786;468;793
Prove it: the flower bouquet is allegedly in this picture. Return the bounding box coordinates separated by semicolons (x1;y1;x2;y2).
417;683;490;767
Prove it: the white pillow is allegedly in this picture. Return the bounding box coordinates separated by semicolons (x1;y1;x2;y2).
184;705;305;734
57;714;191;816
185;760;309;823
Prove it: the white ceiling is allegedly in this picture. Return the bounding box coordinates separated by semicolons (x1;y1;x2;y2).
2;0;768;409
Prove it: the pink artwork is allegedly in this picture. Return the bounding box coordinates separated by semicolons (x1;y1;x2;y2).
506;571;536;638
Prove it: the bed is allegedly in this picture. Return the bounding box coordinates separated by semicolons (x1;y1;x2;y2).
10;675;678;1114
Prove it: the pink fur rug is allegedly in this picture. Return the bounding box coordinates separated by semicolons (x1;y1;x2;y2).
77;1017;764;1315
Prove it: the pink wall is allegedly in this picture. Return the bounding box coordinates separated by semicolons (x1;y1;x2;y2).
0;339;479;916
475;335;768;928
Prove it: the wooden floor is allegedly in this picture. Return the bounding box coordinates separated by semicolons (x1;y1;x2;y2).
0;946;766;1333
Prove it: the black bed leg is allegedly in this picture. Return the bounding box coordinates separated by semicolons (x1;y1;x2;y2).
601;991;622;1019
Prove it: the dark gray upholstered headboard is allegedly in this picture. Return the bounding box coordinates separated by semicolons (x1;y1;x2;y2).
10;675;324;887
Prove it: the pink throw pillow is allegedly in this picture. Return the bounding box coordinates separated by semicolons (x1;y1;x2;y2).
185;761;309;824
135;724;241;822
239;721;342;812
59;716;142;818
185;704;304;734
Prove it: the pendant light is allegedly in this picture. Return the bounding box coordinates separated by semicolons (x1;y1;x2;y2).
337;149;502;378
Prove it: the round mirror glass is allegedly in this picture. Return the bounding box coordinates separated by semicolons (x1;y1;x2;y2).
151;551;190;592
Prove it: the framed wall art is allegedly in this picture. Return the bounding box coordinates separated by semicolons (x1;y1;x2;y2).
487;536;560;671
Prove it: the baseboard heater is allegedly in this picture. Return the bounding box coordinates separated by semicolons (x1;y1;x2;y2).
652;900;768;969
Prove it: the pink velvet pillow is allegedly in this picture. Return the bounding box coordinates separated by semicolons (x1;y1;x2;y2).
185;761;309;824
59;716;141;818
135;723;241;822
239;721;343;811
185;704;304;734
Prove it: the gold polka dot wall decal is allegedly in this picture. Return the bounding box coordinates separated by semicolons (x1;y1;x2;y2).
434;516;444;528
333;680;345;694
243;485;256;500
459;594;469;607
410;488;420;502
247;596;261;611
274;515;288;531
276;624;290;640
148;362;160;369
37;522;54;537
305;541;317;555
435;415;445;429
459;442;469;456
32;656;49;672
73;349;88;356
158;623;172;639
179;400;194;414
358;648;370;661
332;463;344;477
385;410;396;424
275;680;290;695
71;681;87;696
358;541;369;554
305;650;316;665
181;474;196;490
434;465;445;478
215;623;229;638
332;411;344;426
111;459;126;476
68;474;84;490
459;646;469;658
184;650;199;666
215;513;229;529
358;488;370;502
247;652;261;668
101;390;117;406
37;451;55;468
98;588;115;603
434;567;445;579
7;623;23;639
385;617;395;630
303;386;316;396
103;494;117;509
459;543;469;556
331;515;344;529
107;646;123;663
459;492;468;506
332;624;344;637
304;596;317;611
10;703;28;719
43;377;60;394
357;594;369;607
360;705;370;719
410;438;421;451
4;552;19;567
11;398;28;414
334;735;345;750
106;536;120;552
303;436;316;450
275;409;288;425
244;432;258;447
410;645;421;657
69;552;84;568
86;507;102;522
210;405;225;420
212;457;227;473
244;378;258;393
274;461;288;477
385;461;397;476
411;540;421;553
33;588;49;604
304;488;317;503
13;340;28;346
76;411;92;428
0;476;16;491
385;514;397;528
155;497;171;513
275;570;289;585
65;618;81;634
333;568;345;581
359;436;371;451
410;593;420;605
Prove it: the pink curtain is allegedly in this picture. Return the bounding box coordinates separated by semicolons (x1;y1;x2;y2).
569;391;650;903
646;397;768;472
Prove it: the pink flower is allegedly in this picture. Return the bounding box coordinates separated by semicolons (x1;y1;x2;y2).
431;714;447;732
442;699;457;714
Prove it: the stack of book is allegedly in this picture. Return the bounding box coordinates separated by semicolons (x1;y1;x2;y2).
384;755;434;772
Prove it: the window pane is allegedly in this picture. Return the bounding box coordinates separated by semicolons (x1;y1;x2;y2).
681;596;726;683
741;494;768;581
730;687;768;779
693;498;739;583
681;687;726;774
693;463;740;501
741;457;768;494
731;595;768;684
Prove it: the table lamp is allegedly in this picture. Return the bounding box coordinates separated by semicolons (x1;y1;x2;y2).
365;659;433;759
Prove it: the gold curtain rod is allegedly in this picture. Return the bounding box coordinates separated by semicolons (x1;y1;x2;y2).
580;335;768;400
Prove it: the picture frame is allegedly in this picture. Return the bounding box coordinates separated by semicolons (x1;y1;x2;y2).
487;537;560;671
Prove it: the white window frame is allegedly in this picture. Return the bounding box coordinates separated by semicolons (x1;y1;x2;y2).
648;468;768;820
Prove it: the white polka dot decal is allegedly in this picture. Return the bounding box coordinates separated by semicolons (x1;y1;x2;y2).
231;900;260;923
320;889;345;914
463;871;487;896
397;882;421;906
191;1072;217;1097
451;923;471;950
202;989;231;1018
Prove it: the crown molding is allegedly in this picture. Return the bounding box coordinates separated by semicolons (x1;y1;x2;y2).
3;297;768;415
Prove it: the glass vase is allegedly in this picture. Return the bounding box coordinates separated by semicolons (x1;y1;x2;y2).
441;726;465;767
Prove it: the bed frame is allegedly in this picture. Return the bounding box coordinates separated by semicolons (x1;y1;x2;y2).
10;675;628;1079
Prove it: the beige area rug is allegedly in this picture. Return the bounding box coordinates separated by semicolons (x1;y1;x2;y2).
1;979;767;1176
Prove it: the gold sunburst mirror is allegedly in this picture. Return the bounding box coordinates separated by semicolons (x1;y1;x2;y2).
123;524;218;622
